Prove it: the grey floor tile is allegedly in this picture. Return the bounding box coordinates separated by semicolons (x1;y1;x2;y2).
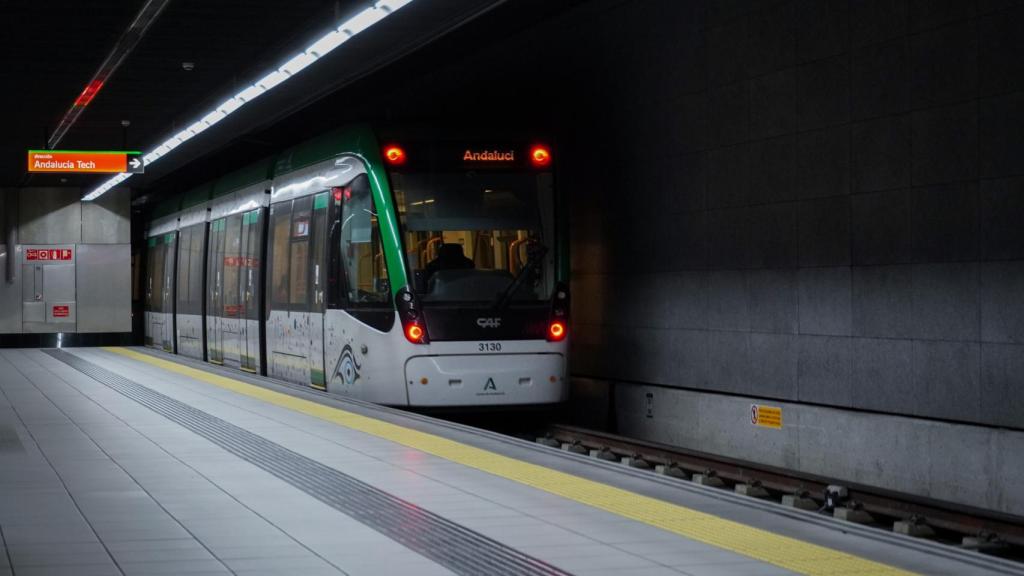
235;569;349;576
223;555;341;572
7;542;112;566
118;559;232;575
12;563;122;576
209;543;314;560
110;542;216;564
1;522;99;546
518;543;617;559
550;552;662;572
583;568;688;576
664;549;755;567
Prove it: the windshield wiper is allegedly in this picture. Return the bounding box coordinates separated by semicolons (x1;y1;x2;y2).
493;243;547;311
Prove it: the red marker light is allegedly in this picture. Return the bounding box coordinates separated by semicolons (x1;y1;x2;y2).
405;323;424;343
383;145;406;165
332;187;344;201
548;321;566;341
74;79;104;107
530;145;551;167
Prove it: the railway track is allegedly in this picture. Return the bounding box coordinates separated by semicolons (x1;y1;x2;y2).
534;423;1024;561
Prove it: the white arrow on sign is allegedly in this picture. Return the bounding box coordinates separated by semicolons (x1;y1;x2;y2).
129;158;142;169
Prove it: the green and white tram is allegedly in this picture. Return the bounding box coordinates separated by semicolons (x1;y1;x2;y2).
144;125;569;407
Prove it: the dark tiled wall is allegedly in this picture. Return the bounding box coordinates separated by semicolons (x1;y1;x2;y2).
561;0;1024;428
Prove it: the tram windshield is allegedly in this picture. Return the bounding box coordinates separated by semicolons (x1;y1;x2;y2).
391;170;555;304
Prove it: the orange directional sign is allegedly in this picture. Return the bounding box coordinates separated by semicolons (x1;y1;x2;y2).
27;150;143;174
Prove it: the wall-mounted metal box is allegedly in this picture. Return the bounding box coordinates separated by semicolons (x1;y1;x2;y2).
21;245;77;333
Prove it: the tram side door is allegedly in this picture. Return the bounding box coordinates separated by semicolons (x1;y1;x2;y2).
221;214;244;367
238;209;262;373
161;233;177;353
207;219;225;364
144;238;161;347
308;192;329;389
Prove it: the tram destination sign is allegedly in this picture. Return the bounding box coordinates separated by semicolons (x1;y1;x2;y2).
27;150;144;174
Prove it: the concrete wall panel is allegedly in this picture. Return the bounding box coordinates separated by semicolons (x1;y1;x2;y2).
76;244;131;333
612;383;1024;514
18;188;81;244
0;247;22;333
82;187;130;244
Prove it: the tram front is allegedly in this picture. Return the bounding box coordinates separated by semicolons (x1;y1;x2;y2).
386;139;569;407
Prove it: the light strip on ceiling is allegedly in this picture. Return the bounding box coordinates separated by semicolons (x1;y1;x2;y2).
83;0;413;201
49;0;172;151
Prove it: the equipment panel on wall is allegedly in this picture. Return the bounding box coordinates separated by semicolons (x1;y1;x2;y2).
21;245;77;332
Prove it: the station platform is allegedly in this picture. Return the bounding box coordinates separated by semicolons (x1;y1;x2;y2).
0;347;1018;576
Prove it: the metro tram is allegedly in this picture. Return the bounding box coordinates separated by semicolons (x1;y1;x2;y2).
143;125;569;407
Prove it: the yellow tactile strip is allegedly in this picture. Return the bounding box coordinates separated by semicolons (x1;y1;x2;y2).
105;347;915;576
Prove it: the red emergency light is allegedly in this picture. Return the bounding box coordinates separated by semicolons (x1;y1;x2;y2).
530;145;551;167
383;145;406;166
74;80;105;107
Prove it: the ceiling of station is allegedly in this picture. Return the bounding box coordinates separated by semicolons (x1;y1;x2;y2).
2;0;355;189
3;0;579;201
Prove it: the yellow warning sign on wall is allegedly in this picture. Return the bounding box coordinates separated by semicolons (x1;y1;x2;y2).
750;404;782;429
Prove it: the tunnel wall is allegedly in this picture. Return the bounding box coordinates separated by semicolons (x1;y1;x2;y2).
559;0;1024;429
523;0;1024;512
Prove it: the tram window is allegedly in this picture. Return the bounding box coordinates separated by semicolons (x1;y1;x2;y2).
390;170;553;302
289;197;313;307
269;203;292;306
340;174;389;305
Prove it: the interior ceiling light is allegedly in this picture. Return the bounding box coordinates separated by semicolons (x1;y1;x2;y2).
83;0;413;201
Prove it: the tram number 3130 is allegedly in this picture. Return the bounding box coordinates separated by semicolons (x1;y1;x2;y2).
478;342;502;352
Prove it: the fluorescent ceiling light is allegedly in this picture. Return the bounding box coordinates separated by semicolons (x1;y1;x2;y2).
83;0;414;201
377;0;412;12
256;70;288;90
216;97;244;116
306;30;348;57
236;84;265;102
281;52;317;75
341;7;386;35
201;109;227;126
